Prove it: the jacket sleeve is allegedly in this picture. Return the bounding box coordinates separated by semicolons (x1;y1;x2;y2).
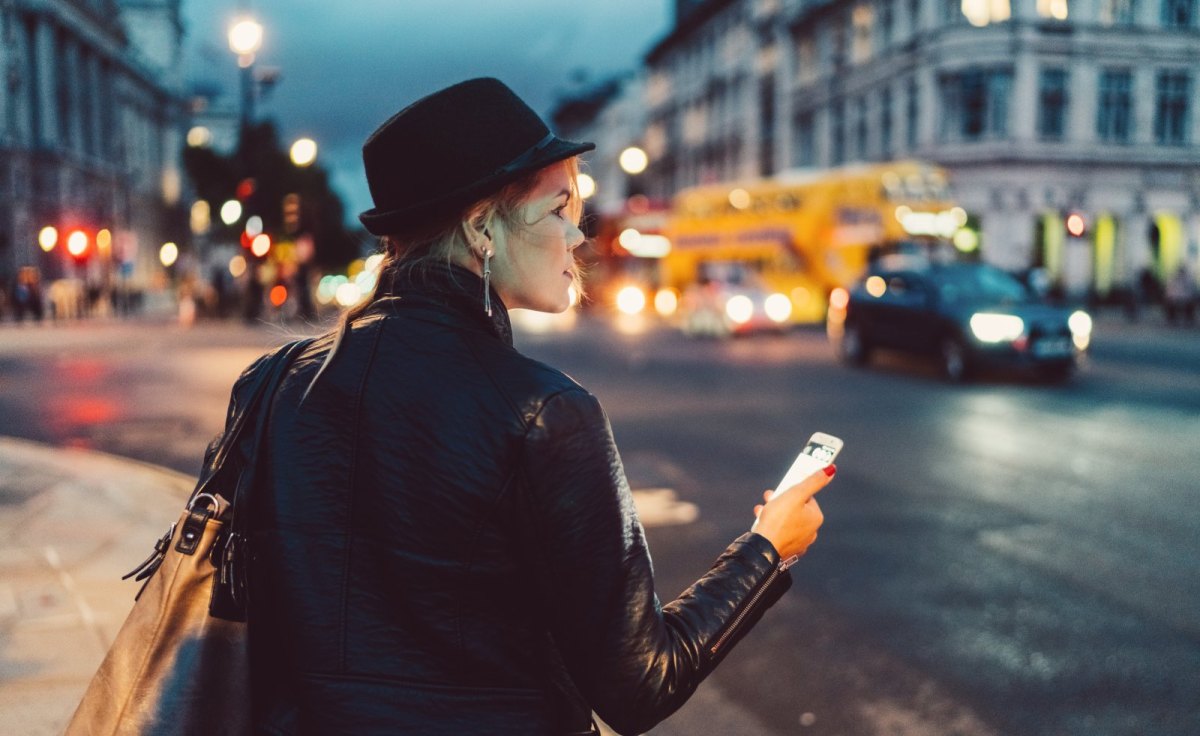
518;388;792;736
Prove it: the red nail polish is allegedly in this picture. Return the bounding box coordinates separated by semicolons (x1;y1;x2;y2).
823;464;837;477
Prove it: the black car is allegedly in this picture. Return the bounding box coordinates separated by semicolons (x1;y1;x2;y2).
827;261;1093;382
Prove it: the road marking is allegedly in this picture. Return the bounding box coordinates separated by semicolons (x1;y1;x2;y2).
631;488;699;528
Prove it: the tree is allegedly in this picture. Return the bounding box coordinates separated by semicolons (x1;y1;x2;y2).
182;121;360;269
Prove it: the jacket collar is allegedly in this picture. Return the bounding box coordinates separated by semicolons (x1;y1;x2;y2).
369;262;513;346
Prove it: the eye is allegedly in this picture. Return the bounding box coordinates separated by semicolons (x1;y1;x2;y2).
551;204;568;219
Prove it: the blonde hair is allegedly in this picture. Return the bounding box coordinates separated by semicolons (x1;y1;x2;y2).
303;157;584;402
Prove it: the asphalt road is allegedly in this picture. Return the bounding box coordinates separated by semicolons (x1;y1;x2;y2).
0;313;1196;735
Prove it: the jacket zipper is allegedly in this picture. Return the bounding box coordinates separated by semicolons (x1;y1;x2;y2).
709;563;784;657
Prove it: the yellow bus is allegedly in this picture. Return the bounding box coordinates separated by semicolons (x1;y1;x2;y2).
658;160;964;331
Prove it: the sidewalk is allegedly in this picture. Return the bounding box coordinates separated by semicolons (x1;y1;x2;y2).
0;436;192;735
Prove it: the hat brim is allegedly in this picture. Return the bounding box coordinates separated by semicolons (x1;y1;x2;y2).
359;137;595;236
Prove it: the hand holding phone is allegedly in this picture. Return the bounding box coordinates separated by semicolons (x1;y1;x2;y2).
751;432;842;539
771;432;843;500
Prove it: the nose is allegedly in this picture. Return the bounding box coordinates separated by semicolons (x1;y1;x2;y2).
566;221;585;251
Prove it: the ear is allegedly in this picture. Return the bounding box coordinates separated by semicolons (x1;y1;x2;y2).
465;210;494;249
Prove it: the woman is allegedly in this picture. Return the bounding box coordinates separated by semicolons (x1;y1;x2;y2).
247;78;831;735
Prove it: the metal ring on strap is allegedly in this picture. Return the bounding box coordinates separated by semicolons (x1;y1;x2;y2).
188;493;221;515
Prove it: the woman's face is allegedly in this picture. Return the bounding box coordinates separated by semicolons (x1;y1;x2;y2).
491;164;585;313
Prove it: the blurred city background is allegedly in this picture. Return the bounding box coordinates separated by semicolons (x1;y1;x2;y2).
0;1;1197;735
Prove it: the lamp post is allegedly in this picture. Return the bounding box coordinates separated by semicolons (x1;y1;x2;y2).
227;16;263;139
228;12;264;321
619;146;649;199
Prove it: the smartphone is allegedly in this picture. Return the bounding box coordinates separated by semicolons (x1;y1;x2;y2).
771;431;843;499
752;431;843;542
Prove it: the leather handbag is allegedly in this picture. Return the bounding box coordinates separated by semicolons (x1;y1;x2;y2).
66;338;314;736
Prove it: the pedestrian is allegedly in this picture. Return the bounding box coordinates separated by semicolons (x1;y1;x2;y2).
244;78;831;735
1164;263;1196;325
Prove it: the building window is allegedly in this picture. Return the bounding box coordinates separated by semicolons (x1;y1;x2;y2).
855;97;868;158
55;31;73;149
1097;69;1133;143
880;0;895;47
909;0;922;32
943;0;966;23
1038;69;1069;140
906;79;919;149
831;13;848;67
852;4;874;63
1037;0;1069;19
23;17;40;145
760;75;776;176
1162;0;1195;27
881;87;894;157
1155;70;1190;144
796;35;817;84
1099;0;1136;25
941;68;1013;141
961;0;1012;26
832;99;846;164
794;112;815;167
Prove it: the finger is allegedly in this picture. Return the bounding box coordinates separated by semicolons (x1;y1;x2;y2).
753;504;763;518
762;489;774;503
777;464;836;502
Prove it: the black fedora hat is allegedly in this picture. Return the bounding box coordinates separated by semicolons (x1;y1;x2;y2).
358;78;594;236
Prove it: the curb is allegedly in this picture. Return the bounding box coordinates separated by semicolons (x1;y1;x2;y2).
0;437;194;736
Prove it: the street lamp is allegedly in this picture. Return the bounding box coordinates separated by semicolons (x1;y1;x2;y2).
228;16;263;136
228;12;266;322
290;137;318;167
619;146;649;199
619;146;649;175
38;226;58;252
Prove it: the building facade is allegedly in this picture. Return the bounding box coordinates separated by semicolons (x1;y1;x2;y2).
0;0;186;312
630;0;1200;296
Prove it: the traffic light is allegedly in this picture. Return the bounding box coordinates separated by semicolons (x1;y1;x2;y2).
236;178;256;201
283;193;301;234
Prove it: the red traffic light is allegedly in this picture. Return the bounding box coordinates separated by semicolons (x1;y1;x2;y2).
236;178;256;201
66;230;89;259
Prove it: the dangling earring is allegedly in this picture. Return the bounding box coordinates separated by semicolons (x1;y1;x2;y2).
481;248;493;317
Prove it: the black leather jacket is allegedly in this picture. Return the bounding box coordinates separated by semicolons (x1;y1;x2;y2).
244;264;792;735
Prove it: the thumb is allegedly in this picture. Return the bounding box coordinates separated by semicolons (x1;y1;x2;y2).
774;464;836;503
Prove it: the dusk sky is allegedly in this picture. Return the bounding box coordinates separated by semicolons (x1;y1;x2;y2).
183;1;672;226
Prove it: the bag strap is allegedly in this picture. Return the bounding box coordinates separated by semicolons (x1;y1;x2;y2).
193;337;315;503
207;337;315;621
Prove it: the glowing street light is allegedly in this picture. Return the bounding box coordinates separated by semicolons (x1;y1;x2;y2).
220;199;243;226
619;146;649;175
577;173;596;200
96;229;112;255
186;126;212;148
290;137;318;167
228;16;263;63
38;226;58;252
159;242;179;267
228;15;264;137
67;230;88;258
229;254;247;278
250;233;271;257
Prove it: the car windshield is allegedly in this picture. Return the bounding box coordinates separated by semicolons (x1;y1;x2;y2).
935;265;1029;304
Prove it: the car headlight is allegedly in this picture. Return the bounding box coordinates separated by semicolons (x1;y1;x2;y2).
725;295;754;324
969;313;1025;343
764;293;792;323
654;288;679;317
1069;310;1092;350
